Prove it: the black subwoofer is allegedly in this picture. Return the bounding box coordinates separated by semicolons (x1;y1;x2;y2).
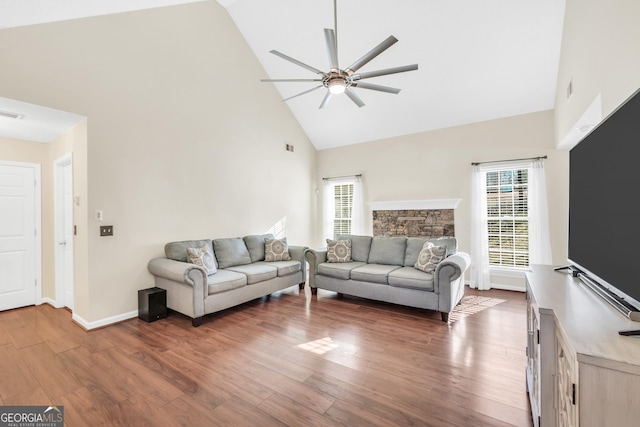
138;287;167;322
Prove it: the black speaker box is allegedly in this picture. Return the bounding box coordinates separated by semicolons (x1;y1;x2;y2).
138;287;167;322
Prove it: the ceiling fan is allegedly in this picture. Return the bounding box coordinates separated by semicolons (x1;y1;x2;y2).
261;0;418;109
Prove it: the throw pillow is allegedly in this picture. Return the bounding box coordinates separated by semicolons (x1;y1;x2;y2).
326;239;352;263
186;246;217;276
265;237;291;261
414;242;447;273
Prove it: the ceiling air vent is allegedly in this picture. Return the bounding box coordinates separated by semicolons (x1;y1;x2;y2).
0;110;25;119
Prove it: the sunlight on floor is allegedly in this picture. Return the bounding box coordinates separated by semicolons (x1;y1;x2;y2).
449;295;506;323
297;336;340;355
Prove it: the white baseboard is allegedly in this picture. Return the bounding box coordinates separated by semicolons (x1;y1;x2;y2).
72;310;138;330
40;297;59;307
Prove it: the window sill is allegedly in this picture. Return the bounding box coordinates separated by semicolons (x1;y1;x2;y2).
489;267;528;279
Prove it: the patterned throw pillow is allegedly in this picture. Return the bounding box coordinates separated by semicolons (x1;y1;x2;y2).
326;239;352;263
414;242;447;273
186;246;217;275
265;237;291;261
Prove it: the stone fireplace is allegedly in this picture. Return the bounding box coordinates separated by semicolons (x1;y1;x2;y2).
369;199;460;238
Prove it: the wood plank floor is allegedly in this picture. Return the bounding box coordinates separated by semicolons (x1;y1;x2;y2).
0;286;533;426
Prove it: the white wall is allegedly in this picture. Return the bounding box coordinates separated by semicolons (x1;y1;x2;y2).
555;0;640;144
0;2;316;325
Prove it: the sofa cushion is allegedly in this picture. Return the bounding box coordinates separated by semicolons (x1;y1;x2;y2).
244;234;273;262
336;234;372;263
415;243;447;273
318;261;366;280
404;237;430;267
327;239;352;262
165;239;217;267
226;264;278;285
213;238;252;269
206;269;247;295
367;236;407;266
388;267;435;291
351;264;401;285
186;246;217;276
265;237;291;261
259;260;301;277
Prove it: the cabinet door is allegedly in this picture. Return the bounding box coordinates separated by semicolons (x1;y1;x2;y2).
556;330;578;427
526;289;541;426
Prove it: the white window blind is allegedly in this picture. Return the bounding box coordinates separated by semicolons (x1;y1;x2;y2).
333;183;354;237
486;168;530;268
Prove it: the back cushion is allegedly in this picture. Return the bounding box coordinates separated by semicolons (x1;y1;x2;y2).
213;238;252;268
367;236;407;266
165;239;217;268
404;237;429;267
243;234;274;262
336;234;372;262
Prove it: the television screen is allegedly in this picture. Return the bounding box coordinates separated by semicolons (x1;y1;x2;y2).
569;87;640;312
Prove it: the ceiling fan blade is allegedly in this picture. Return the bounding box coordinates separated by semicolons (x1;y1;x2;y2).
345;35;398;74
324;28;339;71
261;79;323;82
269;50;326;76
350;64;419;81
351;81;401;94
319;91;332;109
282;85;324;102
345;87;365;108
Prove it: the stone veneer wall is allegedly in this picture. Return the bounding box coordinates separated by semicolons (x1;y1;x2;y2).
372;209;454;237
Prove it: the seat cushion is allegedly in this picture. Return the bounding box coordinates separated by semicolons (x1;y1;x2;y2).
258;260;301;277
206;269;247;295
225;264;278;285
317;261;366;280
367;236;407;266
388;267;435;291
351;264;401;285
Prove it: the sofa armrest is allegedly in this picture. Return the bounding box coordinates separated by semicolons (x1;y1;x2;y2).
304;248;327;289
435;251;471;314
148;257;207;320
288;245;308;284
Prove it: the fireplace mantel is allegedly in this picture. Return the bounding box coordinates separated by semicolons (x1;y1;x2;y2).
368;199;461;211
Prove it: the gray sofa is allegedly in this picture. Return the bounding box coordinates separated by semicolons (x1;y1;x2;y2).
148;234;307;326
305;235;470;322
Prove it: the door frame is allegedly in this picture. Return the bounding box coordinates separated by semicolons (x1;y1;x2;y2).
54;153;73;309
0;160;42;307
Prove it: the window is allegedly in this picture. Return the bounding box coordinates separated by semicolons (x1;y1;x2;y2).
332;183;353;237
486;168;530;268
323;175;364;240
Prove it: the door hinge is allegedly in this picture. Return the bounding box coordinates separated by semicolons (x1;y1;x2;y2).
572;383;576;405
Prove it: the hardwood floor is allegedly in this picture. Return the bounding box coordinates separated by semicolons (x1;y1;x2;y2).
0;286;533;426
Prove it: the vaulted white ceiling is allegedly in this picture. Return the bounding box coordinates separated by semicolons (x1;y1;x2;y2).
0;0;566;149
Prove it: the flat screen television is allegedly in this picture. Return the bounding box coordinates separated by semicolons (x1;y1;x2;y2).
567;87;640;321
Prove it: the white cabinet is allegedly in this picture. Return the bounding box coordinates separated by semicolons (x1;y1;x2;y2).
526;265;640;427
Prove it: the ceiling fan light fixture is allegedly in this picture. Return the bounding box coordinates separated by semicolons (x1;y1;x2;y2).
328;79;346;94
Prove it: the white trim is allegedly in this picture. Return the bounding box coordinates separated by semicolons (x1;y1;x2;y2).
490;267;528;279
491;283;526;292
54;152;74;310
72;310;138;330
368;199;461;210
0;160;41;307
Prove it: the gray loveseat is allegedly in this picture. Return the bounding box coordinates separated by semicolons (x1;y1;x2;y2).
305;235;470;322
148;234;307;326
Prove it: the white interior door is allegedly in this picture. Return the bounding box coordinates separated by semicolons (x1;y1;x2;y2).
0;163;37;311
55;154;74;310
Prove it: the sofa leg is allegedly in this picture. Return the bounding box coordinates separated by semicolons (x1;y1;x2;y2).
311;287;318;295
441;312;449;323
298;282;305;290
192;317;203;327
